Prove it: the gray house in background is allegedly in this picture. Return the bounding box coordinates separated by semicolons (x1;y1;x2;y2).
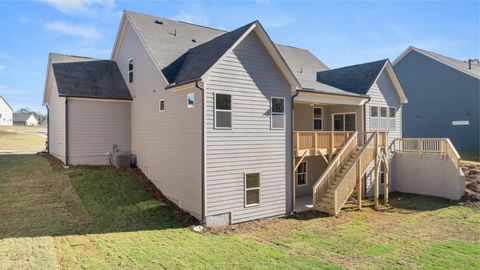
393;47;480;152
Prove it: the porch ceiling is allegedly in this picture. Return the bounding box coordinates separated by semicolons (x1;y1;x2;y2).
295;90;368;106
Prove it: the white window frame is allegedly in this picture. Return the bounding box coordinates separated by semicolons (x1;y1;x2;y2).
313;106;323;131
379;106;388;131
331;112;357;131
244;172;261;207
270;97;285;130
388;106;396;131
159;99;165;112
214;92;232;130
187;93;195;108
296;161;308;186
370;106;379;131
128;58;134;83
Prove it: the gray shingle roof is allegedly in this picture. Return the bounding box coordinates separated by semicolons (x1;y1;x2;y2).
162;22;255;85
13;113;34;122
412;47;480;79
52;60;132;100
316;59;388;95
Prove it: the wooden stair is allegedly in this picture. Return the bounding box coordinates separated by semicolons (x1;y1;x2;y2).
316;148;360;214
313;132;387;216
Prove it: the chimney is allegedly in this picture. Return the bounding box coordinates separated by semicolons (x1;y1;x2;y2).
468;59;472;70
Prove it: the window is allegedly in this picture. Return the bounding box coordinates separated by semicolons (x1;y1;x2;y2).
271;97;285;129
128;59;134;83
187;93;195;108
332;113;356;131
215;93;232;129
159;99;165;112
313;107;323;130
389;107;396;131
297;161;307;186
245;173;260;206
379;107;388;130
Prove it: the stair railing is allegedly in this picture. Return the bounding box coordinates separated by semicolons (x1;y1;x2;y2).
312;131;358;207
332;132;378;215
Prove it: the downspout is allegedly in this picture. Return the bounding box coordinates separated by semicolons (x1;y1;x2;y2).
65;98;69;166
362;96;372;144
195;81;206;224
46;107;49;153
291;91;299;213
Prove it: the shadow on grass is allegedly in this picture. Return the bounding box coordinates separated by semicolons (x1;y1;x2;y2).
288;192;457;221
0;154;186;240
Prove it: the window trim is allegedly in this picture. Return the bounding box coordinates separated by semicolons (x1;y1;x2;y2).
313;106;323;131
187;93;195;108
296;161;308;186
214;92;232;130
331;112;357;131
159;99;165;112
128;58;134;83
244;172;261;207
270;96;285;130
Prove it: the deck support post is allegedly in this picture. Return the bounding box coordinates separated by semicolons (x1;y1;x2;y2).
356;156;362;210
383;148;389;205
374;133;379;209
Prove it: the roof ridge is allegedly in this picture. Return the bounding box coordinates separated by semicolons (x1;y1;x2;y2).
49;52;97;60
319;59;388;73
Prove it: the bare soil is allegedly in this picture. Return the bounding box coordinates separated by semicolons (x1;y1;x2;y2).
461;164;480;205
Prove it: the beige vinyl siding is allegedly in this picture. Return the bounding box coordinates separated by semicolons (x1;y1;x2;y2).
364;69;403;195
48;78;65;162
205;31;292;224
68;99;131;165
114;21;203;219
294;103;363;133
295;156;328;197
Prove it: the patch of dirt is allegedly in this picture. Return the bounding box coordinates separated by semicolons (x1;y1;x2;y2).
461;164;480;206
44;153;65;171
122;167;198;227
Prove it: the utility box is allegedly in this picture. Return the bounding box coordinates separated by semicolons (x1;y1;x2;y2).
113;153;131;168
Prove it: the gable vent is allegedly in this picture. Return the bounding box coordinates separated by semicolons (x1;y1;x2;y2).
154;19;163;25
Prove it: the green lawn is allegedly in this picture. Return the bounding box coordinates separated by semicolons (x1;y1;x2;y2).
1;155;479;269
0;126;46;153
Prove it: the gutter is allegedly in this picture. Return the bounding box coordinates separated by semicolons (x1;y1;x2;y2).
65;98;69;166
291;90;299;213
195;81;206;224
298;88;370;99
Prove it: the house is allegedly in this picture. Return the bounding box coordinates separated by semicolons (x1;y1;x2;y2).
393;47;480;152
0;96;13;126
13;113;39;126
43;11;465;226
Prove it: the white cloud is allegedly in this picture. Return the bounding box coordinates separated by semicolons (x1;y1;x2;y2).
42;0;114;14
43;21;101;39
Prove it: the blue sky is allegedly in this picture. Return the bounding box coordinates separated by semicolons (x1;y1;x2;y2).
0;0;478;113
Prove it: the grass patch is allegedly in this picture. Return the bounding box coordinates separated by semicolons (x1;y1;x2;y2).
1;154;479;269
0;126;46;152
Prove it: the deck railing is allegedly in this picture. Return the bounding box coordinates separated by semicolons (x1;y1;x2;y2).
395;138;461;169
312;132;358;206
293;131;354;152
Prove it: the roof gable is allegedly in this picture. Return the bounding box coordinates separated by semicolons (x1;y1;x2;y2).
393;46;480;79
13;113;36;122
52;60;132;100
0;96;13;111
162;22;256;85
316;59;388;95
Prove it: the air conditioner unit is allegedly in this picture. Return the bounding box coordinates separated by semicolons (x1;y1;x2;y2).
113;152;131;168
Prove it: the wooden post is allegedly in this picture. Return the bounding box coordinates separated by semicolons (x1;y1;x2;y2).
329;132;334;161
314;132;318;154
356;157;362;210
374;132;379;209
296;132;300;150
383;158;389;205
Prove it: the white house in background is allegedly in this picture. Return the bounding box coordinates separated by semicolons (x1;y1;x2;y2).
0;96;13;126
43;10;466;226
13;113;39;126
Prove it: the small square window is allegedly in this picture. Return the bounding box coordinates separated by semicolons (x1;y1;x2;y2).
187;93;195;108
159;99;165;112
380;107;388;117
245;173;260;206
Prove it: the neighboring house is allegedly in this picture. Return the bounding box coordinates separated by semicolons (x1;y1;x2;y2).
393;47;480;152
43;11;465;226
13;113;39;126
0;96;13;126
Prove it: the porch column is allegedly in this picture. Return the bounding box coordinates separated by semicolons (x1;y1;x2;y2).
374;133;379;209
